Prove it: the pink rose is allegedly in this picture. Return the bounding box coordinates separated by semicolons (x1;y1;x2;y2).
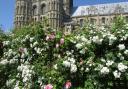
80;58;84;65
65;80;72;89
44;84;53;89
19;47;24;53
49;34;55;40
60;38;64;45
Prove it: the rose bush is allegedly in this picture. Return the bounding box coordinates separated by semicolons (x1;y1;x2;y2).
0;17;128;89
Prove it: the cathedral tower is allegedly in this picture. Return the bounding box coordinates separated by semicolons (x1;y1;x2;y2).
14;0;32;28
46;0;63;30
14;0;73;29
32;0;47;22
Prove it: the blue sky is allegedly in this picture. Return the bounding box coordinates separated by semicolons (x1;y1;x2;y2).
0;0;128;32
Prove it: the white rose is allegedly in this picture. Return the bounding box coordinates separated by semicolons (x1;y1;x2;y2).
79;49;85;54
106;60;114;67
100;67;109;74
118;63;127;72
124;50;128;55
81;36;87;42
68;57;75;64
76;43;83;49
33;41;38;47
92;36;103;44
113;70;121;78
118;44;125;50
63;60;70;67
109;35;117;45
30;37;34;42
70;64;77;73
53;64;58;70
0;59;9;65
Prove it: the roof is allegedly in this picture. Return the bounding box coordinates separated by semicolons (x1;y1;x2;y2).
72;2;128;17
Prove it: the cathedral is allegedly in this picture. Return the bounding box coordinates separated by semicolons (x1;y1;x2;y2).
14;0;128;30
14;0;73;29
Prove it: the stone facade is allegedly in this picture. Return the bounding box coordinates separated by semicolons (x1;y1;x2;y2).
14;0;73;29
72;2;128;27
14;1;128;30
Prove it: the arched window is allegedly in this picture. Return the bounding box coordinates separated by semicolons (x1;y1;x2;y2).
113;17;117;22
49;2;50;11
102;17;105;24
21;6;24;14
41;4;46;15
16;6;19;14
33;5;37;16
34;18;37;21
24;6;26;14
16;17;18;21
40;17;42;21
90;18;96;25
53;1;55;10
52;2;54;10
80;19;84;27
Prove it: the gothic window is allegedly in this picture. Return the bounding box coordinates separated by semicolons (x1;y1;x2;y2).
22;17;25;21
53;1;55;10
17;17;18;21
52;2;54;10
33;5;37;16
101;17;105;24
53;13;55;18
80;19;84;27
16;6;19;14
34;18;37;21
40;17;42;21
50;14;52;19
55;2;57;10
90;18;96;25
49;2;51;11
24;6;26;14
113;17;117;21
21;6;24;14
56;3;60;11
41;4;46;15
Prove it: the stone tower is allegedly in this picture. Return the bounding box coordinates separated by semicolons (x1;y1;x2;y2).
14;0;73;29
14;0;32;28
31;0;47;22
47;0;63;30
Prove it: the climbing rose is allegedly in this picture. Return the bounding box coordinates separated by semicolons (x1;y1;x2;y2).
60;38;65;45
118;44;125;50
44;84;53;89
18;47;24;53
49;33;55;40
65;80;72;89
